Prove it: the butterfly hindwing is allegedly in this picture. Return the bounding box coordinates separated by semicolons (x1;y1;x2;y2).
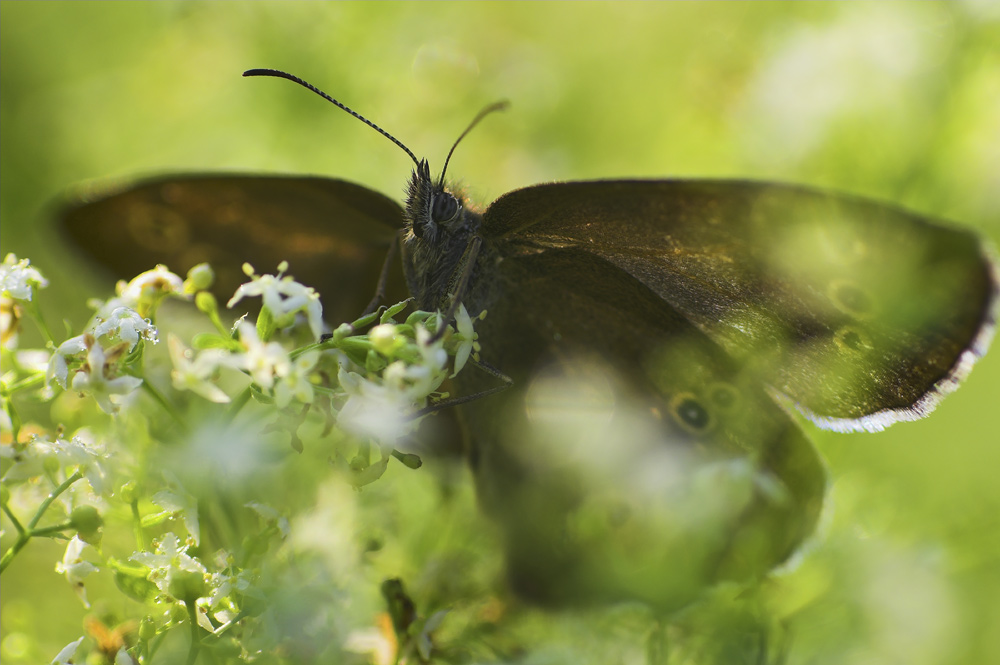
458;247;826;609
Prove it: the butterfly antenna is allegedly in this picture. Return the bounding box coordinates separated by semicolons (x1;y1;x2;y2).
437;100;509;189
243;68;421;169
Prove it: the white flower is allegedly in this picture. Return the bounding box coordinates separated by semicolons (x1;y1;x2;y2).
273;350;320;408
0;438;56;483
417;324;449;374
56;434;110;496
50;636;84;665
70;337;143;414
94;306;158;350
370;324;403;356
1;435;108;494
118;265;184;305
450;304;480;377
0;254;48;301
46;335;88;388
152;486;201;546
167;335;232;403
378;325;449;404
228;266;324;341
337;367;415;444
130;532;207;597
55;536;99;608
235;322;290;390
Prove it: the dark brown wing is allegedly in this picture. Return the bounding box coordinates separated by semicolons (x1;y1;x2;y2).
457;248;825;610
482;180;998;432
59;174;408;324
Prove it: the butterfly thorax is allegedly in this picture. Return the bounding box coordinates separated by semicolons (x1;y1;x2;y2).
401;162;483;310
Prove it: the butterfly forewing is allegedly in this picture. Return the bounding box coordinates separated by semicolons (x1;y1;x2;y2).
482;180;998;432
60;175;408;323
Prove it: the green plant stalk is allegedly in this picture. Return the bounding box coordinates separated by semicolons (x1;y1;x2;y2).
0;470;83;573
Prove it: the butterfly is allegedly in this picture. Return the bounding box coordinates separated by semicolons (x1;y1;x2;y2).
60;69;999;611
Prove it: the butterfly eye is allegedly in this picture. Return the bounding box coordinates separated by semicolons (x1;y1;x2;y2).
431;192;460;223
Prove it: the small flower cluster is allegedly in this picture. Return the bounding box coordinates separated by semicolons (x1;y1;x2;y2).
1;256;482;664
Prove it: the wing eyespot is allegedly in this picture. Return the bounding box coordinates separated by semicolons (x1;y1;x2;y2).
670;392;713;434
828;279;875;319
833;325;873;354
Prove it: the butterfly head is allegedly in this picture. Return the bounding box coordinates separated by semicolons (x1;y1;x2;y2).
405;159;466;245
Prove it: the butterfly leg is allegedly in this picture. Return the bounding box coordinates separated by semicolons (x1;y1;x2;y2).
416;358;512;416
363;229;404;316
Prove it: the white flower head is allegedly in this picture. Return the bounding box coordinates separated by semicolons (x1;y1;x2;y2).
118;265;185;305
273;350;320;408
337;366;415;444
130;532;207;598
94;306;158;350
69;336;143;414
46;335;88;388
51;636;85;665
0;434;108;493
168;334;233;403
55;536;99;607
0;254;48;301
235;322;290;390
228;264;324;341
449;304;481;377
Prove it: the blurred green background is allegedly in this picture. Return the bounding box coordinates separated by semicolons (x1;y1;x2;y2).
2;2;999;663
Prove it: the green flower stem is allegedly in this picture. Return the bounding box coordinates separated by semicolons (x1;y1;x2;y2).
31;521;74;537
0;470;83;573
141;380;188;433
223;386;252;425
185;600;202;665
21;298;55;346
1;503;25;536
130;498;145;551
4;372;46;394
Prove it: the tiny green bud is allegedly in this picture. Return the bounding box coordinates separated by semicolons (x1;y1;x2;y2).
120;480;138;504
195;291;219;315
70;504;103;533
186;263;215;292
370;324;400;356
350;454;369;472
392;450;423;469
138;616;157;642
71;504;104;545
365;348;386;373
167;568;208;603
